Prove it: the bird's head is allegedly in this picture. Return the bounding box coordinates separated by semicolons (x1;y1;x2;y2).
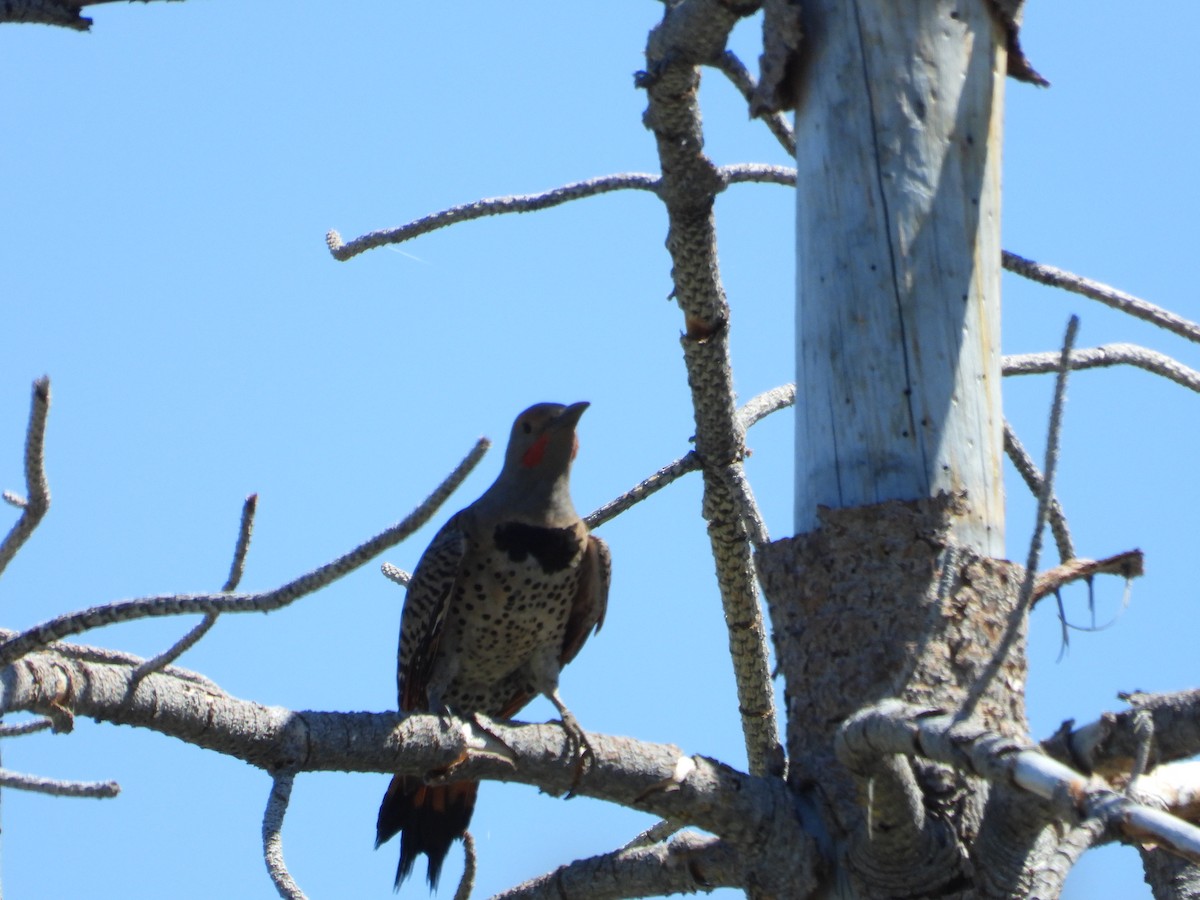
503;401;589;476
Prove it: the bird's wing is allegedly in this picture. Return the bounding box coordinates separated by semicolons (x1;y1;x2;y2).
397;512;469;712
559;532;611;666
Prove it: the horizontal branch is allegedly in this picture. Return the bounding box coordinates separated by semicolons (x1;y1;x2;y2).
0;767;119;798
490;832;742;900
1043;689;1200;779
1003;344;1200;394
1;649;806;858
840;700;1200;865
1003;251;1200;346
327;174;662;261
0;437;488;667
326;165;795;262
1032;551;1144;604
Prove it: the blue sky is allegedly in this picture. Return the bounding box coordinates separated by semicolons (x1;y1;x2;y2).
1;3;1197;898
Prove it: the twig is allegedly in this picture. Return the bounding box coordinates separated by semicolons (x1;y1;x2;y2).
622;818;684;850
0;377;51;578
131;494;259;683
1032;551;1144;605
1002;421;1074;561
262;770;307;900
737;383;795;428
1003;251;1200;346
585;452;698;530
381;562;411;587
1003;344;1200;394
221;493;258;592
453;832;476;900
1017;317;1078;613
327;174;662;261
0;768;118;798
0;438;490;667
710;50;796;155
0;718;52;738
718;163;796;188
585;384;795;531
0;628;219;691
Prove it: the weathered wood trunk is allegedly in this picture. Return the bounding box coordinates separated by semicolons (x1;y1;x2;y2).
764;1;1044;895
792;0;1006;556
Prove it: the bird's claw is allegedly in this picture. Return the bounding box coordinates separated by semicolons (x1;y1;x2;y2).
558;710;594;798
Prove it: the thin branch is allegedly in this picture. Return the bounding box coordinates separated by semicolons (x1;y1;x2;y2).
0;437;490;667
221;493;258;592
719;463;769;547
0;377;51;578
737;383;795;428
717;163;796;188
1003;251;1200;346
1032;551;1144;605
585;452;698;530
1017;316;1078;613
453;832;476;900
327;174;662;261
130;493;259;683
381;562;410;587
584;383;795;531
0;628;219;692
1002;420;1074;561
0;768;118;798
710;50;796;155
1003;344;1200;394
0;718;52;738
489;832;743;900
262;770;307;900
622;818;684;850
842;700;1200;866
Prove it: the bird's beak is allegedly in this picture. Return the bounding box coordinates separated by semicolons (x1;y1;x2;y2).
554;401;590;431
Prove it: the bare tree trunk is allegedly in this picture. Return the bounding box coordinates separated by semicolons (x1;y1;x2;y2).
792;0;1005;556
761;2;1036;895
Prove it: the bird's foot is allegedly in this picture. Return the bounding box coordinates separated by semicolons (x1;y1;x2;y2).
557;708;595;798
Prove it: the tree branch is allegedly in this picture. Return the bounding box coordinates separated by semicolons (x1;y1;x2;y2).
842;700;1200;865
1003;251;1200;346
640;0;783;781
130;493;259;684
1002;420;1074;561
326;174;663;261
262;769;307;900
1;649;815;886
1032;551;1144;605
1043;690;1200;780
490;832;743;900
0;377;51;578
1003;344;1200;394
710;50;796;155
1016;316;1078;612
0;768;118;798
0;437;489;667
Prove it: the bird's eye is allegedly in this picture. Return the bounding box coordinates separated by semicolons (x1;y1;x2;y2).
522;421;532;434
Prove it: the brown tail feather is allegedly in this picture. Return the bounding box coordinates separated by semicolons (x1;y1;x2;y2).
376;775;478;890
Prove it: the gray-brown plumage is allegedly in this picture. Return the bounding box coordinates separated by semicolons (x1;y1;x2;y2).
376;402;610;890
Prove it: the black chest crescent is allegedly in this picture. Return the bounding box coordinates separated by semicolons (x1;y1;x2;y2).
492;522;581;574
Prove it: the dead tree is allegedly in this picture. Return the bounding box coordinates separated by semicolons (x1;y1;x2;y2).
4;2;1200;898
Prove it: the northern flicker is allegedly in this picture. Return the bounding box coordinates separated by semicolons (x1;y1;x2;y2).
376;401;610;890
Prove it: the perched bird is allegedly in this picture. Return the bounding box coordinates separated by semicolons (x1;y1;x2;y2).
376;401;610;890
